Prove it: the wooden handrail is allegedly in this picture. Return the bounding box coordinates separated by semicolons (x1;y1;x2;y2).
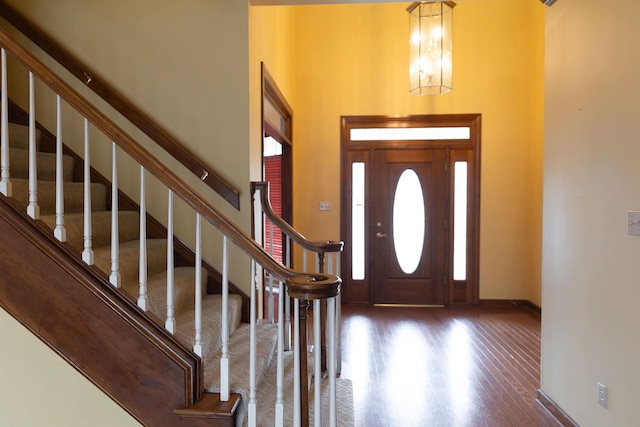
0;28;339;291
252;181;344;258
0;1;241;209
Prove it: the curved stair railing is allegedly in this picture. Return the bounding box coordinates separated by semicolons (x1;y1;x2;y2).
0;26;342;427
0;1;240;210
251;181;344;420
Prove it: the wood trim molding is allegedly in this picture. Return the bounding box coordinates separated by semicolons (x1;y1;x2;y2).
536;389;580;427
0;1;241;209
479;299;542;317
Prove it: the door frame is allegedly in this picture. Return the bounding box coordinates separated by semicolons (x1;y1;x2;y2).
340;114;481;306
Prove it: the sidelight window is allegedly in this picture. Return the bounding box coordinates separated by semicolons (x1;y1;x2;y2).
352;162;365;280
453;161;467;280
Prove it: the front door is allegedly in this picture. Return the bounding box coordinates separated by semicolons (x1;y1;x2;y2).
371;149;447;305
341;114;481;306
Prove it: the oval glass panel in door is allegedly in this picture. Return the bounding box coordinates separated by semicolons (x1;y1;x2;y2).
392;169;425;274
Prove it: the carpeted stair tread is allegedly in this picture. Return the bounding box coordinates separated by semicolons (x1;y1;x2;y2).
205;323;279;402
40;210;140;252
3;122;42;150
121;266;207;323
174;294;243;362
10;178;107;215
93;238;167;285
9;147;75;182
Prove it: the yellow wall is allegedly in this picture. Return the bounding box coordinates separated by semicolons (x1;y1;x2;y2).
542;0;640;424
285;1;545;302
248;5;296;183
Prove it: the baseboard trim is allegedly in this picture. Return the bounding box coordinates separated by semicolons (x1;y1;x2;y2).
536;389;579;427
479;299;541;316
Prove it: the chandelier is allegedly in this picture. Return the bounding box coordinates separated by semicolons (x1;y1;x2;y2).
408;2;455;95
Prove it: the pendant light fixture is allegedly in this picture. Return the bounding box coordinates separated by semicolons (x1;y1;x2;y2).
408;2;455;95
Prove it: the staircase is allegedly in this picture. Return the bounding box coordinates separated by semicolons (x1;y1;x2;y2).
0;20;351;427
5;118;250;384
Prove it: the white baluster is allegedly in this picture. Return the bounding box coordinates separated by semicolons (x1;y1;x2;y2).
284;236;291;351
138;166;148;310
27;72;39;219
275;280;285;427
328;296;337;427
335;255;342;375
53;95;66;241
313;298;322;427
193;213;203;357
81;119;93;265
267;219;274;323
165;189;175;333
220;235;230;401
285;236;291;269
268;273;275;324
303;249;308;273
109;142;120;287
315;253;320;274
293;298;301;427
248;259;257;427
0;49;11;197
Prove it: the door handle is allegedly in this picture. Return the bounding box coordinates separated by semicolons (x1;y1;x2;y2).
376;232;387;238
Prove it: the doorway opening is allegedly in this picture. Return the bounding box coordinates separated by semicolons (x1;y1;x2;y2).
261;63;293;264
340;114;481;305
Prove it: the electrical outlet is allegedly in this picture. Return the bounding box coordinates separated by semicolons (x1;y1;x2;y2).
597;382;608;408
627;210;640;235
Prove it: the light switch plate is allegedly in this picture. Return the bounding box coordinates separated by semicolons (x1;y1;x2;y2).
627;210;640;235
319;201;332;211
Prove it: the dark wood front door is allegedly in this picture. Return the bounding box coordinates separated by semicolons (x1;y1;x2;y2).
341;114;481;306
371;148;448;305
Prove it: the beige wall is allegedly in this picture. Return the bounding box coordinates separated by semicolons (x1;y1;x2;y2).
285;1;545;303
1;0;253;291
0;310;140;426
542;0;640;425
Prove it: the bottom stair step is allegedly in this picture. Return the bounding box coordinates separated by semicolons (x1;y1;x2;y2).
205;322;354;427
174;392;241;427
249;351;354;427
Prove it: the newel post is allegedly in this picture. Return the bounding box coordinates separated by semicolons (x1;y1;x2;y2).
287;273;341;427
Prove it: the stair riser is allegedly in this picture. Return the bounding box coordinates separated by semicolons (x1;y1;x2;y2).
9;147;75;182
2;122;42;150
10;178;107;215
40;211;140;253
142;267;208;321
93;239;167;286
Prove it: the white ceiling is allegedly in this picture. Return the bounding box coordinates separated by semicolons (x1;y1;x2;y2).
250;0;447;6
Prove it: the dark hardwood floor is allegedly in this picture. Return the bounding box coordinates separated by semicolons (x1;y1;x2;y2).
338;304;559;427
